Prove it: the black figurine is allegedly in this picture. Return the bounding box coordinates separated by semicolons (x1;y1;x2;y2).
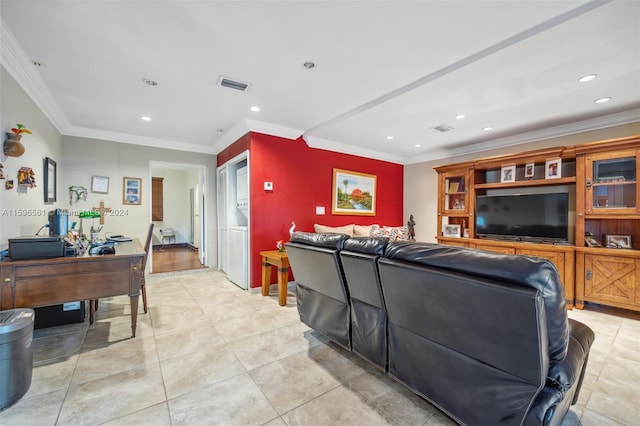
407;215;416;240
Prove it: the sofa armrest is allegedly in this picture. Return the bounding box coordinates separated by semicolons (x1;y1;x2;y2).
525;319;594;425
547;319;595;392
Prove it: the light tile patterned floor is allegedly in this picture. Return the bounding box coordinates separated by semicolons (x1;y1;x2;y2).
1;269;638;425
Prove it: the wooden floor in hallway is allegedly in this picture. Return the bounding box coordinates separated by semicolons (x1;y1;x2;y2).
152;245;207;274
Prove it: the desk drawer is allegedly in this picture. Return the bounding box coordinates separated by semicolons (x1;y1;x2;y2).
14;270;134;307
13;258;132;278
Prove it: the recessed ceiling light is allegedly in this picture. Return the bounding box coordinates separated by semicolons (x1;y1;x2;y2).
578;74;597;83
595;97;611;104
415;144;422;148
142;78;158;86
483;126;493;131
455;114;466;120
386;136;394;140
250;106;260;112
303;61;315;69
141;116;151;121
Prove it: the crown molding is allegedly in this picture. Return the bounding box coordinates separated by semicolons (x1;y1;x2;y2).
406;109;640;165
303;135;405;165
0;19;71;132
245;119;304;140
65;126;217;155
213;119;304;154
212;120;252;154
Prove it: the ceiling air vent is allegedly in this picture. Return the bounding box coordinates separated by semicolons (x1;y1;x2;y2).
431;124;454;132
217;76;250;92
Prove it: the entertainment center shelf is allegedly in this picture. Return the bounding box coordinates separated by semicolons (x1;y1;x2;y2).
474;177;576;190
435;135;640;313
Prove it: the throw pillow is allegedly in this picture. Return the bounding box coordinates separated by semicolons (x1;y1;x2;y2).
370;225;407;240
354;224;379;236
314;224;354;236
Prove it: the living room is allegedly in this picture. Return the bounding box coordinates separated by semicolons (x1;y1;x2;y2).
1;1;639;425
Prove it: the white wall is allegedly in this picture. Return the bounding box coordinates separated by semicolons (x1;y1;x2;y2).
0;67;63;245
151;167;190;245
61;136;217;267
404;122;640;243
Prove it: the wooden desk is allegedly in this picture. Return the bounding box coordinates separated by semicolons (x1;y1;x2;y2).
260;250;290;306
1;240;144;337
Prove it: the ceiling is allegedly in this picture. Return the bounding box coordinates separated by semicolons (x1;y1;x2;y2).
1;1;639;165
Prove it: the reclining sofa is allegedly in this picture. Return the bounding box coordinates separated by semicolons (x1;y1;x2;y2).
285;232;595;426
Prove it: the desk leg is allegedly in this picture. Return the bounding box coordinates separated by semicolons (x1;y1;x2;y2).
130;295;139;338
277;267;289;306
261;260;272;296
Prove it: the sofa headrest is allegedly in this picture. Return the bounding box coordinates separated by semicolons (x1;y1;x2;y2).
343;236;389;256
289;231;350;250
384;240;569;361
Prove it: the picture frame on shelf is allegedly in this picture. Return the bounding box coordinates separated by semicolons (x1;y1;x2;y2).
123;177;141;205
443;224;461;238
500;164;516;183
43;157;56;203
584;233;602;247
603;234;632;249
524;162;535;179
91;175;109;194
331;168;376;216
545;158;562;179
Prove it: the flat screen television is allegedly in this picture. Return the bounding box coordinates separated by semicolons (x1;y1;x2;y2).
475;192;569;243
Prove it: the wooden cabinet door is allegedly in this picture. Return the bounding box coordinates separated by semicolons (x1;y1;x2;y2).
584;254;640;310
584;149;638;215
516;248;573;308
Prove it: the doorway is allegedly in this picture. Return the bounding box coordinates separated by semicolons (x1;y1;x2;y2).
217;151;250;288
149;161;207;273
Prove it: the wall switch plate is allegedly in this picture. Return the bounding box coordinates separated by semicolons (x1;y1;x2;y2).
316;206;325;215
264;182;273;191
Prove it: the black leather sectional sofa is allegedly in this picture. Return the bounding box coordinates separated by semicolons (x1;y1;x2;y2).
285;232;595;426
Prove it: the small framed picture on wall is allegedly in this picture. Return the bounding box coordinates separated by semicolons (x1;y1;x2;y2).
91;175;109;194
123;177;142;205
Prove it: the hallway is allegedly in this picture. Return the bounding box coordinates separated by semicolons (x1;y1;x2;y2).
152;246;206;274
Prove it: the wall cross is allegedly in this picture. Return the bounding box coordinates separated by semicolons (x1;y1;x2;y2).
92;200;112;225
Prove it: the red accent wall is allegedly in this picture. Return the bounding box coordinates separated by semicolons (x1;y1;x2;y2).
217;133;250;167
218;132;404;288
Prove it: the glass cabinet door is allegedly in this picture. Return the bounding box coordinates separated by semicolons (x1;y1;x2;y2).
444;174;467;214
586;151;638;214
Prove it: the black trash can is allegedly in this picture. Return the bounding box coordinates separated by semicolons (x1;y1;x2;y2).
0;308;35;411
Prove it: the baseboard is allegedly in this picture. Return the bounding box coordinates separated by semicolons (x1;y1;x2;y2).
152;243;188;250
153;242;200;251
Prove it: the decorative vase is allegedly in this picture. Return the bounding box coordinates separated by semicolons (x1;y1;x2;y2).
4;133;25;157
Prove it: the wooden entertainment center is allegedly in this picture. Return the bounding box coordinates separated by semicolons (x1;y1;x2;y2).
435;135;639;312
